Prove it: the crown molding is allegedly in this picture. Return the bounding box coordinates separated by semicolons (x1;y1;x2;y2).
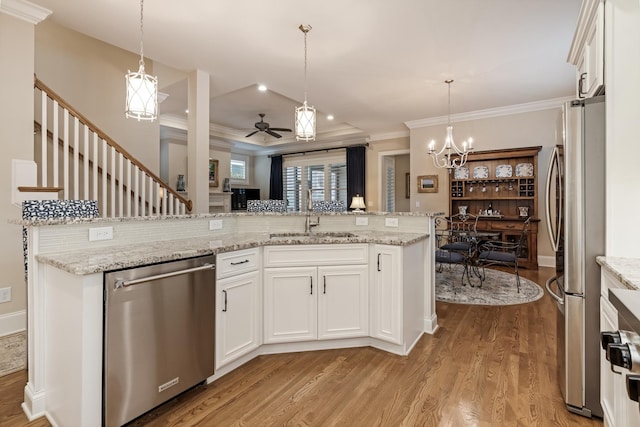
367;130;410;142
0;0;51;24
404;96;573;129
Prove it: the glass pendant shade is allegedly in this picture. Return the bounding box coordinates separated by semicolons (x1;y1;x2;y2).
295;101;316;141
125;64;158;121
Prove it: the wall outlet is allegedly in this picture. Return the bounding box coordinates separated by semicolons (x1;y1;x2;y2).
89;227;113;241
355;217;368;226
415;201;420;207
209;219;223;230
385;217;399;227
0;287;11;303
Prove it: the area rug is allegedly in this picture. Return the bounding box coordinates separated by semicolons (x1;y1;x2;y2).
436;266;544;306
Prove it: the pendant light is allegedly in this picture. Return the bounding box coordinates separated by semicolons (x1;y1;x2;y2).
428;80;474;172
295;24;316;141
125;0;158;122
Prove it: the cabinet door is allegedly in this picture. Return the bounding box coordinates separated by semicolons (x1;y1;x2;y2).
577;2;604;98
317;265;368;340
264;267;318;343
370;245;403;345
216;270;261;369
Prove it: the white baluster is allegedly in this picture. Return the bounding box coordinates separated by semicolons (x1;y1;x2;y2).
101;139;108;218
149;179;154;216
83;125;89;199
73;116;79;199
52;100;58;187
92;133;98;202
134;167;140;217
110;147;116;217
168;194;174;215
63;109;69;199
126;159;132;217
41;91;47;187
118;153;123;217
140;172;146;217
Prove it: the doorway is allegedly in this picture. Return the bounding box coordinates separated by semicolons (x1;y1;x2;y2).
378;150;410;212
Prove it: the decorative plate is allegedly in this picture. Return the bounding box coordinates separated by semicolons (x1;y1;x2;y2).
454;166;469;179
515;162;534;177
495;164;513;178
473;165;489;179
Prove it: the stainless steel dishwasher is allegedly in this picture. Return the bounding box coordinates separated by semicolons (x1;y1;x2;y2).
103;255;215;427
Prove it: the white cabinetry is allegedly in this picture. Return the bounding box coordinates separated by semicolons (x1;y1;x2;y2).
370;245;403;345
569;0;605;98
263;245;369;344
216;248;261;369
600;268;640;427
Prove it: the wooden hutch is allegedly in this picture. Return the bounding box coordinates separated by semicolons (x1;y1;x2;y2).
449;146;541;269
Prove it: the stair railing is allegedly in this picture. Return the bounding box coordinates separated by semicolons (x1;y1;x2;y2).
34;76;191;217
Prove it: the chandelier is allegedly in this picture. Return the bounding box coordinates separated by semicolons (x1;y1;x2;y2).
295;24;316;142
125;0;158;121
428;79;474;171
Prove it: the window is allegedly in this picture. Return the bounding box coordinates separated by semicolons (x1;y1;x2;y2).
282;153;346;211
230;154;249;185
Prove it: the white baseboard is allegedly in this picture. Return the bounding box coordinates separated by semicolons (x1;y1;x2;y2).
538;255;556;268
0;310;27;337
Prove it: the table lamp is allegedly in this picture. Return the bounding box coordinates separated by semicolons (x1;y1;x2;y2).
350;195;366;212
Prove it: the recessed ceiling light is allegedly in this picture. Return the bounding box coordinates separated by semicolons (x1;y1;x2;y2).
258;84;267;92
185;109;189;114
327;114;334;120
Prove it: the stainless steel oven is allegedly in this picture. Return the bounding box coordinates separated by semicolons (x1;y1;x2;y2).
103;255;215;427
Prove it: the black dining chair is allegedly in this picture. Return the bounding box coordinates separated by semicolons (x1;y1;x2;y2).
434;214;482;288
477;217;531;292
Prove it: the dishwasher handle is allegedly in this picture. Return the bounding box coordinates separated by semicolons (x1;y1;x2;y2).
114;263;215;289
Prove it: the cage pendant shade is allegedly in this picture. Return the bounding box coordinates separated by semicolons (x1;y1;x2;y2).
125;0;158;122
125;65;158;121
295;101;316;141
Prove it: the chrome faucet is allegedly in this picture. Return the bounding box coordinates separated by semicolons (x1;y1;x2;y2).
305;189;320;233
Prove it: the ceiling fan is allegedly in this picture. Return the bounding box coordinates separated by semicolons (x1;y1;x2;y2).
245;113;292;138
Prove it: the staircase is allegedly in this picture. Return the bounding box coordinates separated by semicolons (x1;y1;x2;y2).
31;77;191;217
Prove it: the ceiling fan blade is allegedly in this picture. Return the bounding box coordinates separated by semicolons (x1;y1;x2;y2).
270;128;292;132
265;129;282;138
245;130;259;137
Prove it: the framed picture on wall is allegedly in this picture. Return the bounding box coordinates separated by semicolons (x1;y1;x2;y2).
417;175;438;193
209;159;219;187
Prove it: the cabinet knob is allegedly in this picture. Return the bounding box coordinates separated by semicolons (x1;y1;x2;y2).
578;72;587;98
627;374;640;402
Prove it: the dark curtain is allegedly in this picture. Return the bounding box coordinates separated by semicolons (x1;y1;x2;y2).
346;145;366;209
269;155;283;200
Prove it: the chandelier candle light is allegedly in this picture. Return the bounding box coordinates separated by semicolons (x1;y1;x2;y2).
295;24;316;142
125;0;158;121
428;80;474;172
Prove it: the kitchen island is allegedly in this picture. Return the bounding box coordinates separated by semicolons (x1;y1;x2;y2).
19;211;440;426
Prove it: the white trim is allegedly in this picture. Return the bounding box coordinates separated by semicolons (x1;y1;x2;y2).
538;255;556;268
0;0;51;24
0;310;26;337
404;96;573;129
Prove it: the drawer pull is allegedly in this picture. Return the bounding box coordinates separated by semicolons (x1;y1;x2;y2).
230;259;250;266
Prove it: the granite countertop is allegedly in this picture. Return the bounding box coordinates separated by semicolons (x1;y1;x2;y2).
596;256;640;291
37;231;428;275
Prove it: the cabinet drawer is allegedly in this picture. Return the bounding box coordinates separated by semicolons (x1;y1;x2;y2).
217;247;260;279
490;221;525;232
264;244;368;267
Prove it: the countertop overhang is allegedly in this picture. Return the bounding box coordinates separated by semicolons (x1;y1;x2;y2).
37;231;429;275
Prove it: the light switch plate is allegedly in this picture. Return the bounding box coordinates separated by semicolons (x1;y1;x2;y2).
355;217;368;226
385;217;399;227
0;287;11;303
89;227;113;241
209;219;223;230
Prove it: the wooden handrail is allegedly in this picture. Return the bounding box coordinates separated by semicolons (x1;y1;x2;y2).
34;76;192;212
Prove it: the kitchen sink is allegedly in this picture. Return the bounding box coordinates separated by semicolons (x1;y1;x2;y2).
269;232;356;240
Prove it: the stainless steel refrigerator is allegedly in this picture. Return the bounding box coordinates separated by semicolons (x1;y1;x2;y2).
545;95;605;418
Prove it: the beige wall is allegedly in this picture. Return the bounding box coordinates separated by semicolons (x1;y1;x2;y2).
0;14;35;319
34;20;162;173
410;107;563;261
366;137;410;211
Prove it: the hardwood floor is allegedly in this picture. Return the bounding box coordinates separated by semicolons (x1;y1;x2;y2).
0;266;604;426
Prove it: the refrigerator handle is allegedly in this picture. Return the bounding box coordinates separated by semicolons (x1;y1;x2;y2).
545;147;560;253
545;276;564;305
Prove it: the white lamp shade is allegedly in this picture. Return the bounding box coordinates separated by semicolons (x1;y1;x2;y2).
350;195;366;210
295;101;316;141
125;68;158;121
